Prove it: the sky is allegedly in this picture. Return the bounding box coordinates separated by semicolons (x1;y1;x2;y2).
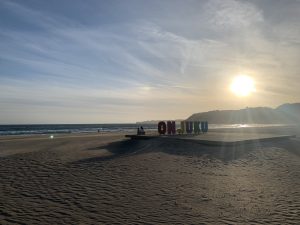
0;0;299;124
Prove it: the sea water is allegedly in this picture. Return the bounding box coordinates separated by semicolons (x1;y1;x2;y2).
0;123;290;136
0;124;156;136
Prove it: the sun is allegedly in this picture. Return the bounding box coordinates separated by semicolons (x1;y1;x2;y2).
230;75;256;97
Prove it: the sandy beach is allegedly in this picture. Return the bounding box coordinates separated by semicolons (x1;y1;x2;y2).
1;128;300;224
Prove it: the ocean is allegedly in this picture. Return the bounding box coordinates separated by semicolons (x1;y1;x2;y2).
0;124;157;136
0;123;289;136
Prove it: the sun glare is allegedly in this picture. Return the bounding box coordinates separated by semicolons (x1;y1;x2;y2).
230;75;256;97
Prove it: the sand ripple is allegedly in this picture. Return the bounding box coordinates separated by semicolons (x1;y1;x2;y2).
1;135;299;224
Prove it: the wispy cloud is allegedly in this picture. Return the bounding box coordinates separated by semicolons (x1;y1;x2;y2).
204;0;264;28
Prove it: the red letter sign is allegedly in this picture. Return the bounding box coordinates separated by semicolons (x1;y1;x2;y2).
167;121;176;135
158;121;167;135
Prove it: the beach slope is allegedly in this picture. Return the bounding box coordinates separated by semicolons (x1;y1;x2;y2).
1;130;299;224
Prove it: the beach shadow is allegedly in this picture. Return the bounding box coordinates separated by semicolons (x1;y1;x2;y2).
262;137;300;157
155;138;261;162
160;137;300;161
72;139;158;165
72;136;300;166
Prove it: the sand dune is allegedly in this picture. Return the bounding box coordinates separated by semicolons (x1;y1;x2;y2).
0;129;299;224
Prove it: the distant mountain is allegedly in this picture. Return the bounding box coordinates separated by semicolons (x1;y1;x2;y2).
136;119;184;124
187;103;300;124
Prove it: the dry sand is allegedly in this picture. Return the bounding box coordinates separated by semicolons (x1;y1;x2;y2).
1;128;300;224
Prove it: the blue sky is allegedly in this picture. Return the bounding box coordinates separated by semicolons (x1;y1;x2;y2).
0;0;299;123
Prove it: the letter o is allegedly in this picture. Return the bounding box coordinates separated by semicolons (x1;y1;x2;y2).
158;121;167;135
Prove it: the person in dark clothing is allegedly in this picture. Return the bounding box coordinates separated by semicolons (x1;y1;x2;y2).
140;126;145;135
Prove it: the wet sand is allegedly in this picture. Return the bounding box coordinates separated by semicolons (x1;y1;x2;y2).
1;128;300;224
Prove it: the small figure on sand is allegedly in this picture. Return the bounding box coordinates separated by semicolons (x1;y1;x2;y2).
137;126;145;135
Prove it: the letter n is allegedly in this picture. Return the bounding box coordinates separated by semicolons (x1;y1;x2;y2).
167;121;176;135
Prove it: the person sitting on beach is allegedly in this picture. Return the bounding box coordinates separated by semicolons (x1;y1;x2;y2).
140;126;145;135
137;126;145;135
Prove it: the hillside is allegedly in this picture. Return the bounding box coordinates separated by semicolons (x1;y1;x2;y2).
136;119;183;125
187;103;300;124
